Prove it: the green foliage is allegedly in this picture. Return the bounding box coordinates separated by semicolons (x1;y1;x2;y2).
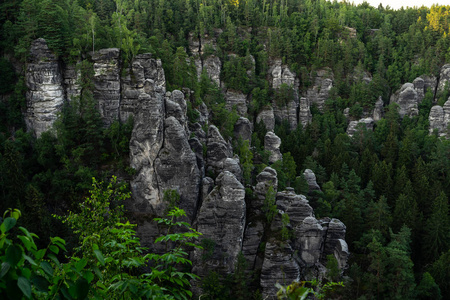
276;280;344;300
281;213;290;241
163;189;181;212
0;178;201;299
263;186;277;224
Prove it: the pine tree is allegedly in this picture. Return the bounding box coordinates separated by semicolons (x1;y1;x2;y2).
423;191;450;262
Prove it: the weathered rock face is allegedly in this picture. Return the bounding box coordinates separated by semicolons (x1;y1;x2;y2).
253;167;278;211
413;77;425;103
203;55;221;86
299;97;312;127
373;97;384;121
320;218;348;268
438;64;450;95
129;92;165;215
265;131;282;164
346;117;375;137
422;75;437;97
429;105;445;135
260;241;300;299
223;156;243;183
91;48;121;126
25;38;65;137
234;117;252;143
390;83;419;118
306;68;334;111
206;125;233;173
63;63;81;102
273;98;299;130
429;99;450;136
275;190;314;227
192;171;246;277
295;217;325;267
269;59;298;89
121;54;165;123
154;116;201;221
225;89;247;116
257;107;275;131
303;169;321;193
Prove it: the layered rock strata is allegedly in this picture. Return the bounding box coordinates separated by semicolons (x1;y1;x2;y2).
306;68;334;111
25;38;65;137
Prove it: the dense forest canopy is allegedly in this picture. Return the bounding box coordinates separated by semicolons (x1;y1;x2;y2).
1;0;450;299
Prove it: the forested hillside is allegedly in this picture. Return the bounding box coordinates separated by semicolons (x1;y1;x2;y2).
1;0;450;299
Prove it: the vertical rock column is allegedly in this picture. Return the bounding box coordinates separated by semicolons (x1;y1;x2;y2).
25;38;65;137
128;59;166;216
91;48;121;126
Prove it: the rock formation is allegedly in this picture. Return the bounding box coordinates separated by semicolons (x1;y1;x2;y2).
372;97;384;121
295;217;325;266
438;64;450;95
192;171;246;277
121;54;165;123
390;83;419;118
234;117;253;143
273;98;299;130
203;55;221;86
346;117;375;137
269;59;298;89
260;240;300;299
299;97;312;127
257;107;275;131
264;131;282;164
303;169;321;193
154;116;201;221
25;38;65;137
429;99;450;136
225;89;247;116
306;68;334;111
91;48;121;126
206;125;233;173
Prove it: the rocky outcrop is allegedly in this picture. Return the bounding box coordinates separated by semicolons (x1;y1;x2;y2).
225;89;247;116
260;241;300;299
63;63;81;102
429;105;445;135
320;218;348;269
306;68;334;111
91;48;121;126
121;54;166;123
129;93;165;216
273;98;299;130
269;59;298;89
192;171;246;277
390;83;419;118
346;117;375;137
234;117;253;143
303;169;321;193
372;97;384;121
206;125;233;173
257;107;275;131
438;64;450;95
299;97;312;127
154;116;201;221
429;99;450;136
202;55;221;86
275;190;314;227
223;156;243;183
25;38;65;137
265;131;282;164
295;217;325;266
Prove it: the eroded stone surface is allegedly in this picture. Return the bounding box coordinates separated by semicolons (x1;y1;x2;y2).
206;125;233;173
303;169;321;193
265;131;282;164
155;117;201;221
260;241;300;299
390;83;419;118
346;117;374;137
91;48;121;126
373;97;384;121
306;68;334;111
299;97;312;127
225;89;247;116
294;216;325;266
26;38;65;137
257;107;275;131
192;171;246;277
